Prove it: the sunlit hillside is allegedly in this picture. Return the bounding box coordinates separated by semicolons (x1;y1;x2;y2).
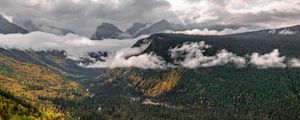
0;55;88;119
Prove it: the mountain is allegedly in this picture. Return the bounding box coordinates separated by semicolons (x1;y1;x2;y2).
136;20;177;36
126;23;148;35
37;25;75;35
21;21;75;35
1;24;300;119
0;48;104;119
0;15;29;34
0;49;102;79
133;25;300;63
135;20;259;36
262;25;300;35
0;50;92;119
48;25;300;119
89;20;258;39
80;66;300;119
91;23;124;40
66;25;300;119
0;88;49;119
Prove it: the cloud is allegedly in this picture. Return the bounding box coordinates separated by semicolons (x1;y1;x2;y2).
0;31;149;60
289;58;300;68
0;31;166;69
86;45;166;69
278;29;296;35
170;42;300;69
0;32;299;69
166;27;250;35
0;0;177;36
170;42;246;68
268;29;277;34
250;49;286;68
1;0;300;36
171;0;300;28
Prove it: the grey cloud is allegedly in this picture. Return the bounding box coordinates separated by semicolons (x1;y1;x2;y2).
165;27;251;35
1;32;299;69
169;41;246;68
169;41;300;69
186;0;300;28
0;31;149;59
231;10;300;25
0;0;177;36
87;45;167;69
1;0;300;35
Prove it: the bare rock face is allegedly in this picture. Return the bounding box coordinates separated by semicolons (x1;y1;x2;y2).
21;21;75;35
0;15;29;34
91;23;124;40
136;20;175;36
126;23;147;35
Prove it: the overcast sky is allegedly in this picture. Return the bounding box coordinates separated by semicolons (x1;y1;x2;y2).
0;0;299;36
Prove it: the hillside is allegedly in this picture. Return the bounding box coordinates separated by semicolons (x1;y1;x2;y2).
0;88;44;120
45;66;299;120
1;25;300;119
133;26;300;63
45;25;300;119
91;23;124;40
2;0;300;119
0;52;91;119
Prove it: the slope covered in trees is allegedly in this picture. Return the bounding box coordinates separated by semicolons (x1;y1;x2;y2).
1;25;300;119
45;66;300;120
134;26;300;62
0;55;89;119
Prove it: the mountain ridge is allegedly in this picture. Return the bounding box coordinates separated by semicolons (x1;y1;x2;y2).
91;22;124;40
90;20;258;39
0;15;29;34
133;24;300;63
20;21;75;35
126;22;148;35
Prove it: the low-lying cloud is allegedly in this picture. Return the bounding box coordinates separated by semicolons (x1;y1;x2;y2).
250;49;286;68
289;58;300;68
268;29;297;35
86;45;166;69
0;32;148;60
0;32;166;69
278;29;296;35
0;32;300;69
166;27;250;35
170;42;246;68
169;42;300;69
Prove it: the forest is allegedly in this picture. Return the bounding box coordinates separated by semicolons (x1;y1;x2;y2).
47;66;300;120
1;31;300;119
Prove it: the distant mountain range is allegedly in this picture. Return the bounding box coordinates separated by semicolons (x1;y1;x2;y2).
126;22;148;35
90;22;150;40
0;15;75;35
90;19;258;40
0;14;260;39
20;21;75;35
134;20;177;36
90;23;124;40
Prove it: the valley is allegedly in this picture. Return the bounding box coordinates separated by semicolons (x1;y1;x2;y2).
1;29;300;119
1;1;300;119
